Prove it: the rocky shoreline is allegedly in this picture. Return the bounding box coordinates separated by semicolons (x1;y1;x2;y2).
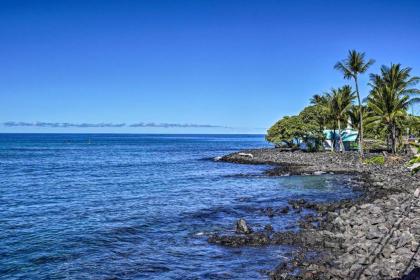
210;149;420;279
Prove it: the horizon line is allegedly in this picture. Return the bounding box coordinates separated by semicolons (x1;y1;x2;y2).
0;132;266;135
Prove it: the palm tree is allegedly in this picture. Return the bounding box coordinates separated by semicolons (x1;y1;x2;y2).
310;94;329;106
348;105;362;131
366;85;409;153
327;86;356;151
366;64;420;153
335;50;375;156
310;93;332;130
370;63;420;105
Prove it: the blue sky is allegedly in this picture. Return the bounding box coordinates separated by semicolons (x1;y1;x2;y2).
1;0;419;133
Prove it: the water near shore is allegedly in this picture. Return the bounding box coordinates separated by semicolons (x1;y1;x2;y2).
1;134;359;279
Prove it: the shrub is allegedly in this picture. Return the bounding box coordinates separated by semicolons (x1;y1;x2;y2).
409;156;420;173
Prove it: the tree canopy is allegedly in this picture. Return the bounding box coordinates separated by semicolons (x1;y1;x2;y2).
267;51;419;154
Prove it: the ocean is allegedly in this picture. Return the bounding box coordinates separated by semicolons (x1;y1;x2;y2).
0;134;358;279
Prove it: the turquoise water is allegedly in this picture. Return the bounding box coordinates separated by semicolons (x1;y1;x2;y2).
0;134;358;279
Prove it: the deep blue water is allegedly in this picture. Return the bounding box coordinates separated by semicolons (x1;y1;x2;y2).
0;134;358;279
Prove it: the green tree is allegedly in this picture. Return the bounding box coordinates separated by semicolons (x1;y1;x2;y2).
298;106;326;150
266;113;324;151
406;115;420;137
372;63;420;101
366;64;419;153
326;86;356;151
266;116;305;147
366;85;409;153
310;94;332;130
300;104;328;131
348;105;362;131
335;50;375;156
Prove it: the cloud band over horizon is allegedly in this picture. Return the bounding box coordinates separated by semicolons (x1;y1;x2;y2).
2;121;231;129
129;122;229;128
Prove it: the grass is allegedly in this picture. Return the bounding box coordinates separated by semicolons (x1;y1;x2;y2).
363;155;385;165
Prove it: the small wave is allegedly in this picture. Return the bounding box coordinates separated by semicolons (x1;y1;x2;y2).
197;156;222;162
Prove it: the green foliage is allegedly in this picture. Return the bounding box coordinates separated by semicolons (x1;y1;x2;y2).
267;51;419;156
408;156;420;165
366;63;419;153
406;115;420;137
408;154;420;174
327;86;356;126
334;50;375;80
299;105;327;130
266;110;324;151
310;94;334;129
266;116;305;147
348;105;366;131
363;155;385;165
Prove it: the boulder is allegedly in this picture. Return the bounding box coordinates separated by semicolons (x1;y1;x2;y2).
235;218;253;234
414;188;420;198
381;244;395;258
366;227;383;240
397;231;414;248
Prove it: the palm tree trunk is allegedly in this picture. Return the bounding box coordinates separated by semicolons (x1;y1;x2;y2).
354;76;364;157
338;119;344;152
391;124;397;154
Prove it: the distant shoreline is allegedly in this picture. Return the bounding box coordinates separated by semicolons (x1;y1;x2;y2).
212;148;420;279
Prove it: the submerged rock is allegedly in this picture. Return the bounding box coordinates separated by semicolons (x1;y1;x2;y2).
280;206;290;214
264;224;274;233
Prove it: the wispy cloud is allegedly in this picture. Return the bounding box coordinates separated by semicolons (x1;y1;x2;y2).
129;122;229;128
3;122;126;128
3;121;230;129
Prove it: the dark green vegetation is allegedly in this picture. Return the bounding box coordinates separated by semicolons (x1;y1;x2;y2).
267;50;420;155
363;155;385;165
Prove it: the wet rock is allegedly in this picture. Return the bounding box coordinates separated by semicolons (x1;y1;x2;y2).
288;199;307;209
280;206;290;214
235;218;252;234
208;232;270;247
264;224;274;234
263;207;275;218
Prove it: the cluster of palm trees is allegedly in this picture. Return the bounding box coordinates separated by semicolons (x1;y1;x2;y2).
367;64;419;153
311;86;356;152
310;50;419;155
